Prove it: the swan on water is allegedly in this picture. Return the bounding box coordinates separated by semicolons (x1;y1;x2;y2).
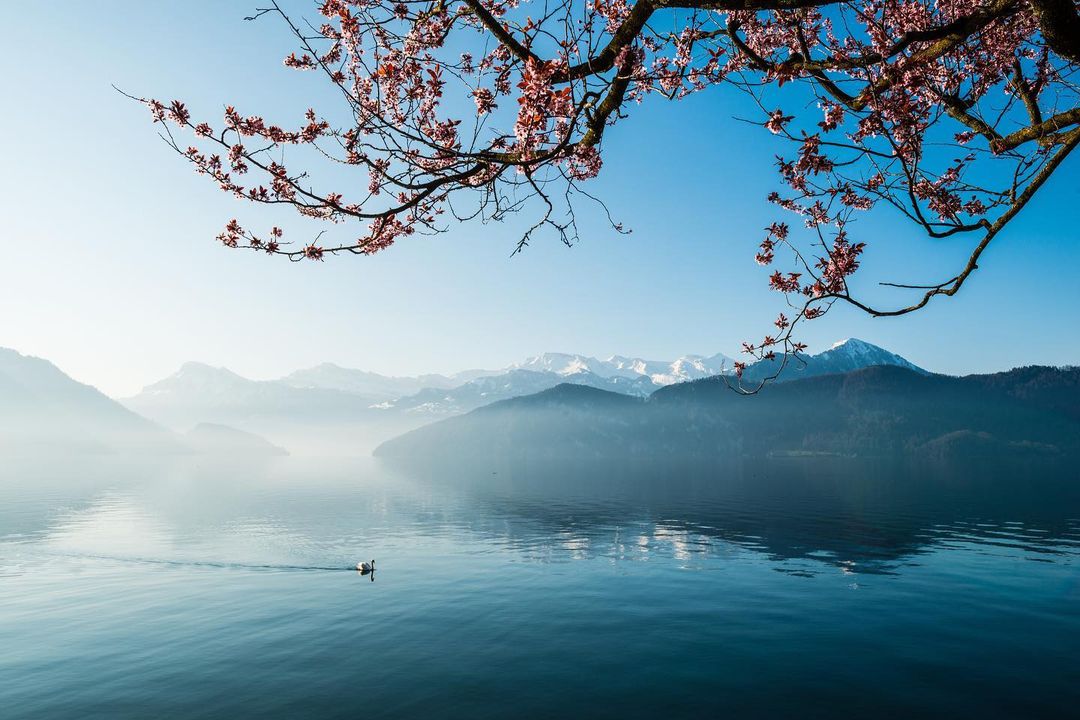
357;560;375;573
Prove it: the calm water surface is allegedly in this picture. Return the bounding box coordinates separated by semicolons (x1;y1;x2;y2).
1;455;1078;718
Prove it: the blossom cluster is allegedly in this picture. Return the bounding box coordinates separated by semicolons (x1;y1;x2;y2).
138;0;1079;380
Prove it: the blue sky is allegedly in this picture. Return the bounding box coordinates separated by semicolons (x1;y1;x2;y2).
2;2;1079;397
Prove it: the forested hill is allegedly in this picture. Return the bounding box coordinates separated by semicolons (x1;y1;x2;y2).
375;365;1080;463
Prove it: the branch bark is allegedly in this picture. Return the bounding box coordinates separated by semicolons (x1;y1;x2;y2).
1031;0;1080;63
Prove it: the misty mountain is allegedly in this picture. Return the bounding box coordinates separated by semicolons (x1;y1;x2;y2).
380;338;926;429
375;365;1080;463
0;347;180;453
279;350;737;400
123;361;382;431
117;339;926;453
122;361;445;454
184;423;288;456
280;363;492;400
372;346;792;417
382;368;659;416
122;348;735;434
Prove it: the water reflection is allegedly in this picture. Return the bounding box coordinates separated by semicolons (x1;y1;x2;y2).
394;456;1080;576
2;455;1077;580
1;454;1079;719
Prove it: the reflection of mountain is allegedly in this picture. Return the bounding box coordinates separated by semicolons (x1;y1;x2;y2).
0;347;181;453
4;453;1076;717
382;455;1080;575
377;365;1080;462
5;450;1075;580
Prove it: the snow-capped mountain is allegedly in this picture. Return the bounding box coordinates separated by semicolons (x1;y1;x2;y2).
647;353;734;384
117;338;922;450
273;350;736;403
512;351;734;385
385;339;920;417
740;338;925;383
380;349;737;418
512;353;616;377
813;338;923;375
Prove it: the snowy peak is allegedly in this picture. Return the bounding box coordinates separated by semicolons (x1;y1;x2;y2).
659;353;735;384
515;351;734;386
815;338;922;373
513;353;609;377
738;338;924;383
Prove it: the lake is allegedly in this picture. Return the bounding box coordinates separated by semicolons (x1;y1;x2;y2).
1;455;1078;718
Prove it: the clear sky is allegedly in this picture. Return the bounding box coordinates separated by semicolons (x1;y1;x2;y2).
2;2;1079;397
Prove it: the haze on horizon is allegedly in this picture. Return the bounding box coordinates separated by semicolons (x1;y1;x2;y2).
2;2;1079;398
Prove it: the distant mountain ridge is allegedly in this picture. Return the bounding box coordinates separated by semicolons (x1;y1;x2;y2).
124;338;921;417
0;347;178;453
360;339;923;415
280;363;489;400
382;368;659;416
120;347;744;428
125;361;383;429
0;348;288;455
511;351;735;385
3;338;929;455
376;365;1080;462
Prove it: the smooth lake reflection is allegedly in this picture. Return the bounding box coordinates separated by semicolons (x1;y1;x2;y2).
1;455;1078;718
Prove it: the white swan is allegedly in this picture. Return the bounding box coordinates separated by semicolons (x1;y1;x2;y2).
356;560;375;573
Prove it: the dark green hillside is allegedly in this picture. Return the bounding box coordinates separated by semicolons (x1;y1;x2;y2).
377;366;1080;463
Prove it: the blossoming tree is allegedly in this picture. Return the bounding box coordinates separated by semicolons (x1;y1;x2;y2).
139;0;1080;379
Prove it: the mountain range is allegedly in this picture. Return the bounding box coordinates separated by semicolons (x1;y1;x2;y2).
376;364;1080;463
280;363;489;400
3;339;937;455
510;351;735;385
124;361;385;430
124;340;906;426
274;350;731;398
